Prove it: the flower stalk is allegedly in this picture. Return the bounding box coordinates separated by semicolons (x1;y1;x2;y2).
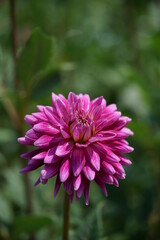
62;192;70;240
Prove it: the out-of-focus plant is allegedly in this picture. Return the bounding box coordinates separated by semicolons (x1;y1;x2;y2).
0;0;160;239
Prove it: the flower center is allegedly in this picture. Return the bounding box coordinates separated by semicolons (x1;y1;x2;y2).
69;112;93;143
76;114;89;126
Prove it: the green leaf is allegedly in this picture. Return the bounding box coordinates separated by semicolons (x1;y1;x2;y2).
0;128;15;144
12;215;53;237
0;194;13;223
16;28;55;90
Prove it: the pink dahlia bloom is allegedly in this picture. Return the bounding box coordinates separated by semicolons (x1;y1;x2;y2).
18;92;134;205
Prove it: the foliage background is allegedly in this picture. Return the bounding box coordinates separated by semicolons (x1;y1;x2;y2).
0;0;160;239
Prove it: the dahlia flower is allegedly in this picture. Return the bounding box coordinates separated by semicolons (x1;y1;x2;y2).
18;92;134;205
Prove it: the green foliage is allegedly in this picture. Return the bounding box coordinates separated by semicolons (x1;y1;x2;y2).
16;28;55;90
12;215;53;238
0;0;160;240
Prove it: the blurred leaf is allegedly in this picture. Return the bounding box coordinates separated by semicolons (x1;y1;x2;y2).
72;202;104;240
16;28;55;90
0;128;15;144
12;215;53;237
0;194;13;223
3;166;25;208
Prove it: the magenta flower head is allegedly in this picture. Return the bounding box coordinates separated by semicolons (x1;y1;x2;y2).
18;92;134;205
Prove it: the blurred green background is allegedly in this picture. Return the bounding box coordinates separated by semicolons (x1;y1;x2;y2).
0;0;160;239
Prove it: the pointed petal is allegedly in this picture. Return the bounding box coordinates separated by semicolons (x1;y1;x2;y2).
113;116;132;130
24;115;38;126
52;92;58;106
71;148;86;176
73;174;81;191
54;175;61;198
34;178;40;186
68;92;78;105
83;166;95;181
114;172;126;180
76;181;84;198
95;178;108;197
95;143;120;162
112;162;125;174
43;107;60;126
20;149;41;159
40;164;59;180
59;159;70;182
90;96;103;109
80;94;90;111
20;162;43;173
34;135;54;147
37;105;44;112
56;99;68;118
18;137;33;145
64;176;73;195
83;126;91;142
33;122;59;135
44;147;59;164
84;180;90;205
60;126;70;139
55;141;73;157
105;104;117;114
86;147;100;171
72;127;80;142
32;112;47;122
112;176;119;187
105;111;121;127
97;173;114;184
32;151;47;160
25;129;39;142
119;156;132;166
101;161;115;175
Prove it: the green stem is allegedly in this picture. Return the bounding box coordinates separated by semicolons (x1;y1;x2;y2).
62;192;70;240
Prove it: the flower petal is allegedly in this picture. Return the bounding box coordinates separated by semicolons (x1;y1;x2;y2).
59;159;70;182
95;178;108;197
24;115;38;126
86;147;100;171
95;143;120;162
83;166;95;181
20;149;41;159
60;126;70;139
112;162;125;174
73;174;81;191
43;107;60;126
119;156;132;166
34;135;54;147
101;161;115;175
44;147;59;164
18;137;32;145
54;175;61;198
32;151;47;160
56;99;68;118
105;104;117;114
71;149;86;177
84;180;90;205
33;122;59;135
20;161;43;173
97;173;114;184
32;112;47;122
55;141;73;157
76;181;84;199
64;176;73;195
40;164;59;180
